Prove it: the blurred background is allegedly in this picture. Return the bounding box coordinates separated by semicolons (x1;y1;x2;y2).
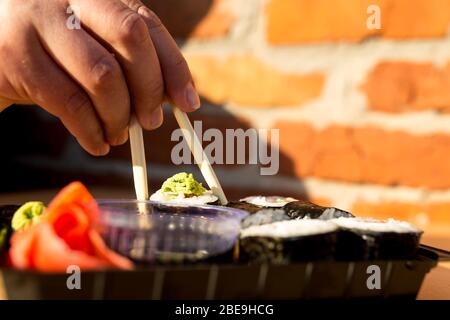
1;0;450;247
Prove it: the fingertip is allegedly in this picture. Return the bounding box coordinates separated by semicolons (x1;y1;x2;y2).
109;128;129;146
149;106;164;129
184;82;201;111
173;82;201;112
95;143;111;156
83;142;110;156
138;106;164;130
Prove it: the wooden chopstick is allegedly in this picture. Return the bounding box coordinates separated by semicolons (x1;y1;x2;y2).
171;106;228;205
129;116;150;217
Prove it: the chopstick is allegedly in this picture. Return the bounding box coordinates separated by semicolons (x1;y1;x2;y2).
129;116;150;217
171;106;228;205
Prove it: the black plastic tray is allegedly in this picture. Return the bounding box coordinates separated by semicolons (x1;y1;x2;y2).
1;245;447;300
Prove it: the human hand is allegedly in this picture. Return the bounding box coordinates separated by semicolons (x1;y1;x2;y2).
0;0;200;155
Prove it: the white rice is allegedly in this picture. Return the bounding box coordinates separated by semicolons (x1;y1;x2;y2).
330;217;422;234
240;196;298;208
240;219;338;238
149;189;218;205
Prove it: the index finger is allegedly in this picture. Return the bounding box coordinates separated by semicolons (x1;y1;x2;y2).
121;0;201;112
70;0;165;130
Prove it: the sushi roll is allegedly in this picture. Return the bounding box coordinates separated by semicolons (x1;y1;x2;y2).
150;172;218;205
226;201;261;214
241;208;291;229
331;218;423;260
239;219;338;263
284;200;354;220
241;196;298;208
228;196;297;215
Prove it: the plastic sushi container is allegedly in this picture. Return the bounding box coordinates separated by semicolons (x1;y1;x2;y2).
1;245;447;300
0;201;448;300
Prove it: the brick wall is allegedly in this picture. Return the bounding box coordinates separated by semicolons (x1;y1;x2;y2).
3;0;450;233
144;0;450;231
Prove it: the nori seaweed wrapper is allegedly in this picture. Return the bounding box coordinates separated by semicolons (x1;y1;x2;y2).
333;219;423;260
239;220;339;263
284;200;354;220
241;209;291;229
335;230;422;260
227;201;261;214
240;232;337;264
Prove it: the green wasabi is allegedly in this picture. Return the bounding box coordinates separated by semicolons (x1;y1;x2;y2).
11;201;45;231
161;172;206;196
0;226;9;251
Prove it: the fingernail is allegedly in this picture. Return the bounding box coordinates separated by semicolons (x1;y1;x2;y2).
185;82;200;110
149;107;163;129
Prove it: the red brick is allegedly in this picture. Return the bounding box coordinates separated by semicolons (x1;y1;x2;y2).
266;0;384;44
144;0;234;39
186;54;325;107
362;61;450;113
275;122;450;189
266;0;450;44
383;0;450;38
352;201;450;228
